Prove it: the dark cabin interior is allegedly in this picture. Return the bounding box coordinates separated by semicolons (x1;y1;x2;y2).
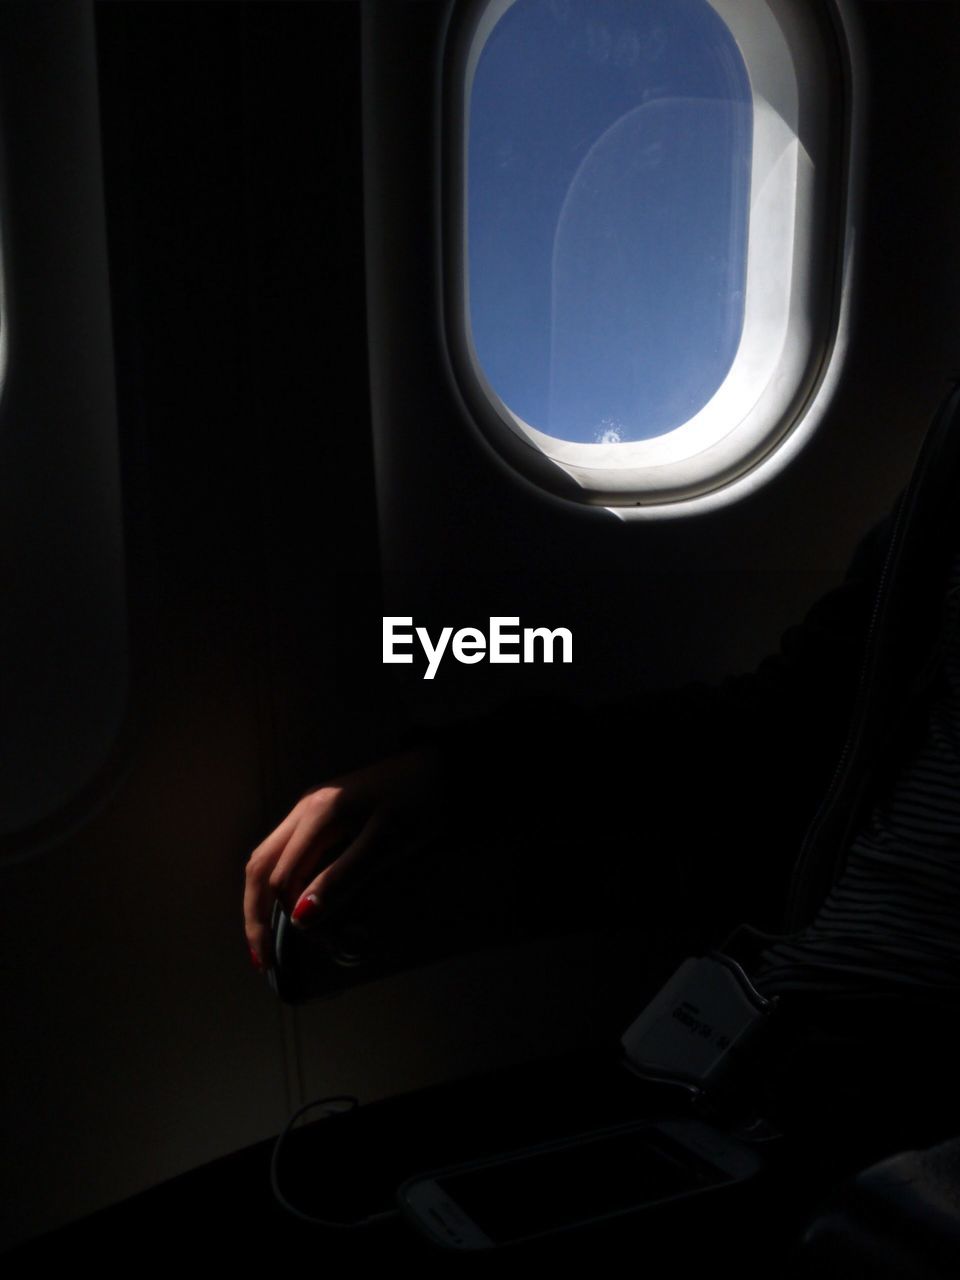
4;1;960;1272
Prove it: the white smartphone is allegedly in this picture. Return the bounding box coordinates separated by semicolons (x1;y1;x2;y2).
396;1116;763;1250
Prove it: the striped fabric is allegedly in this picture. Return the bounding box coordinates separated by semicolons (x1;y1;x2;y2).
754;558;960;999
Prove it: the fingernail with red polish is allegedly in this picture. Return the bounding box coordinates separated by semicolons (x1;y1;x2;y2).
248;944;263;971
292;893;320;926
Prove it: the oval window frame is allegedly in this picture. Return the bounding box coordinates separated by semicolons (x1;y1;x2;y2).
442;0;859;516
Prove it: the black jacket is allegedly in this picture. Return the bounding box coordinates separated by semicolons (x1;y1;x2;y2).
448;384;960;949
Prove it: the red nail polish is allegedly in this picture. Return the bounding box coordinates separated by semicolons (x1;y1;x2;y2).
292;893;320;925
248;944;263;971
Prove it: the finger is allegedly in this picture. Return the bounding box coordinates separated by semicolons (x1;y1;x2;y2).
267;788;354;914
243;879;271;971
290;813;392;926
244;799;312;967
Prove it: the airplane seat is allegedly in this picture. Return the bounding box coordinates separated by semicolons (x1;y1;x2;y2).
794;1134;960;1279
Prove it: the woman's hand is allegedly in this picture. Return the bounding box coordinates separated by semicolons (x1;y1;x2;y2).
243;747;442;970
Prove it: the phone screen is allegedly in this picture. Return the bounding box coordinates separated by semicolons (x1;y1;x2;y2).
430;1126;726;1244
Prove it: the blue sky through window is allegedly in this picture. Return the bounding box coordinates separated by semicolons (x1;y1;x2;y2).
468;0;752;444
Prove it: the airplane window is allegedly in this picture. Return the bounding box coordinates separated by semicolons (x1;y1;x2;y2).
452;0;849;511
469;0;751;446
